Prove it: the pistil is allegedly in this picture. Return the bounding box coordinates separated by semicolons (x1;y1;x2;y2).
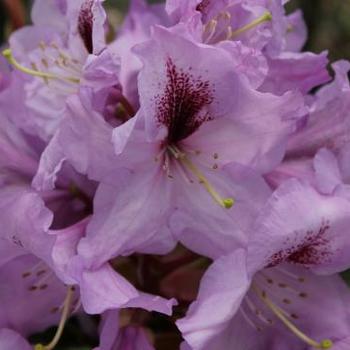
168;145;234;209
34;286;75;350
228;11;272;39
2;49;80;83
252;284;333;349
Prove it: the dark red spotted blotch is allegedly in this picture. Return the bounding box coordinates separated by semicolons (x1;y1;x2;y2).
156;58;214;144
78;0;94;54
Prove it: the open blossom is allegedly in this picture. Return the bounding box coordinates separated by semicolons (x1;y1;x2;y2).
178;180;350;349
0;108;85;348
178;251;350;350
73;25;304;269
1;0;120;141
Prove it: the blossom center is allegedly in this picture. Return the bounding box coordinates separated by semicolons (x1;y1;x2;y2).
153;57;235;207
156;58;214;144
166;145;234;209
252;283;332;349
240;268;333;349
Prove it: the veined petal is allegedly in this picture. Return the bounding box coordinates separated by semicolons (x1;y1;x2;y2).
78;165;176;268
73;262;175;315
53;90;116;182
177;250;250;350
170;163;270;259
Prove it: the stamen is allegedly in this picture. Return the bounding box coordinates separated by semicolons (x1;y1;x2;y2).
168;145;234;209
22;261;45;279
226;26;233;40
228;11;272;39
203;19;218;43
2;49;80;84
34;286;75;350
252;285;333;349
32;270;55;290
204;19;218;36
245;296;271;326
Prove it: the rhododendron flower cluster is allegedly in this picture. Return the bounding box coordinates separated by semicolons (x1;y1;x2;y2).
0;0;350;349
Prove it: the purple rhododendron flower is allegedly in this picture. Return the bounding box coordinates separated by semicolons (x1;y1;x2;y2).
178;180;350;348
75;25;304;270
0;0;350;349
178;250;350;349
1;0;120;141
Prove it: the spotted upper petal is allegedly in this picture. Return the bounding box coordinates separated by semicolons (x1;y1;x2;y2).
247;179;350;275
134;25;248;141
134;25;305;171
66;0;107;55
77;164;177;268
